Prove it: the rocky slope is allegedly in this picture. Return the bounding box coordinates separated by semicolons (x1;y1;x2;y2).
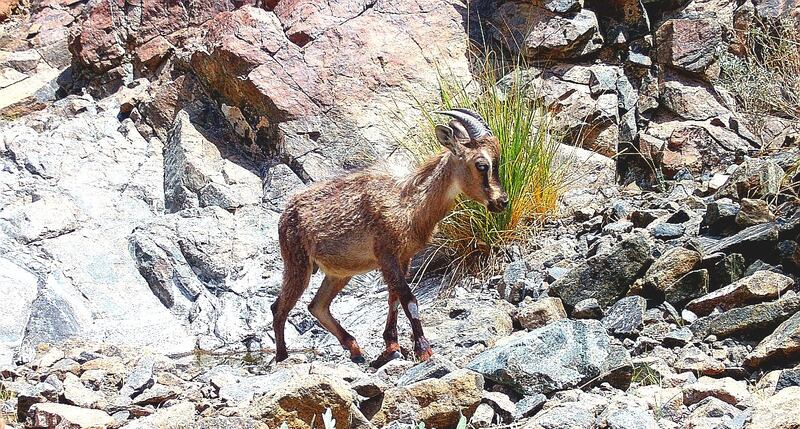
1;0;799;428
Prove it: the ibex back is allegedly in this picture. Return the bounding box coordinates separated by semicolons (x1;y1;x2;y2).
271;109;508;365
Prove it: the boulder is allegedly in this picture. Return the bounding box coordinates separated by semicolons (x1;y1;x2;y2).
747;386;800;429
664;269;708;308
517;297;567;330
686;270;795;316
467;319;631;395
660;72;731;120
735;198;775;227
249;374;359;429
683;376;750;406
602;296;646;336
27;403;114;429
370;369;483;429
702;222;779;255
490;3;603;59
689;296;800;339
642;247;701;296
551;234;653;308
745;310;800;367
654;18;722;79
63;373;107;409
715;158;785;199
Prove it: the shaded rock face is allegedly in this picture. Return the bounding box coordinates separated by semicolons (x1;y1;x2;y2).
467;319;630;395
69;0;471;182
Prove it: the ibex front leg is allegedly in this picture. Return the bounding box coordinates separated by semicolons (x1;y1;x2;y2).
379;255;433;362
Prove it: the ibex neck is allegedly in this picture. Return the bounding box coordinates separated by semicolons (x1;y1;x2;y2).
403;151;460;243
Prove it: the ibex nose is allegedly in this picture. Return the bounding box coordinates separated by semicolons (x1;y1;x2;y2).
498;194;509;209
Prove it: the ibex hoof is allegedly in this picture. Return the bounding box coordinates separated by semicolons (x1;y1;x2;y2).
350;355;366;364
416;349;433;362
370;350;403;369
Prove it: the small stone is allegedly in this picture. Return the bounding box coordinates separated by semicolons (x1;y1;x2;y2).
119;355;156;398
514;394;546;419
650;223;685;239
776;369;800;392
777;240;800;272
369;369;484;429
684;397;745;429
643;247;701;296
703;222;779;258
63;373;107;409
701;199;740;235
715;158;784;200
543;0;582;13
551;233;653;308
736;198;775;227
470;403;494;428
663;327;693;347
708;253;745;291
481;391;515;422
683;376;750;406
468;319;630;395
36;348;65;369
498;260;531;304
349;376;388;399
396;356;458;386
604;220;634;236
572;298;603;319
602;296;647;336
517;297;567;330
675;347;725;376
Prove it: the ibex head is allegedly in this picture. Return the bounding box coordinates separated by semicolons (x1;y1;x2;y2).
434;109;509;213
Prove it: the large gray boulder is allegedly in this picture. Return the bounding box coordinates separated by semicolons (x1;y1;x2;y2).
467;319;631;395
551;233;653;308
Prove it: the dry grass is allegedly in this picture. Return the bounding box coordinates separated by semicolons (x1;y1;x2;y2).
718;16;800;143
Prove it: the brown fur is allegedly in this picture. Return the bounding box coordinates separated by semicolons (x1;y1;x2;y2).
271;125;507;364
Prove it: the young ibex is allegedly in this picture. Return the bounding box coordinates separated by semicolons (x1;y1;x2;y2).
271;109;508;365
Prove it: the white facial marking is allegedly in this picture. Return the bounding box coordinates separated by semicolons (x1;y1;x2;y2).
481;149;493;174
408;303;420;319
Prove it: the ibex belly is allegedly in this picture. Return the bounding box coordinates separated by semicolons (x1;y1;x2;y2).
313;235;379;277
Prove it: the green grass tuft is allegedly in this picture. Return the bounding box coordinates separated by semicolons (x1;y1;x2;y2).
408;52;571;281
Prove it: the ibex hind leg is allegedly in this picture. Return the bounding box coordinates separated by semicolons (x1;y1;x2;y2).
271;250;312;363
308;275;366;363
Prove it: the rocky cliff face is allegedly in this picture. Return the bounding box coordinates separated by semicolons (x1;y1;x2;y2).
1;0;799;428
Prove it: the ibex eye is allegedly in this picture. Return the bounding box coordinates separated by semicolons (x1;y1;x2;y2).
476;163;489;172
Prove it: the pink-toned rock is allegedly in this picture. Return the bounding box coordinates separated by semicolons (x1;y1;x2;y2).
655;18;723;79
0;0;20;21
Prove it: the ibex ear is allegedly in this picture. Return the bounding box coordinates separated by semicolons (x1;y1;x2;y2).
435;124;464;157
